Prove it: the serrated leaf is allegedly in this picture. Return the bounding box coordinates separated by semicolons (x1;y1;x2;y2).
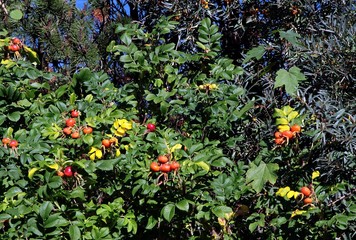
246;161;279;193
275;118;289;125
161;204;175;222
282;106;295;115
243;45;265;63
287;111;299;121
279;30;301;46
274;67;306;96
273;108;285;118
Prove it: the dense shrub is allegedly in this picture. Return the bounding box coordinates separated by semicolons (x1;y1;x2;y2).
0;1;355;239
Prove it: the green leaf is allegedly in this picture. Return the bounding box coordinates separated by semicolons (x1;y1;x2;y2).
279;30;301;46
69;225;81;240
176;199;189;212
232;100;255;120
44;214;68;228
243;45;265;63
274;66;306;96
5;186;23;198
96;159;119;171
0;213;11;221
120;55;133;63
120;33;132;45
39;201;53;220
246;161;279;193
145;216;158;229
0;114;6;125
161;204;175;222
9;9;23;20
83;134;94;146
73;68;92;83
212;206;233;218
161;43;175;52
7;111;21;122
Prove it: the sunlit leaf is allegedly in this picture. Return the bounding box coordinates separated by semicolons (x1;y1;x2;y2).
246;161;279;193
312;171;320;180
274;67;306;96
28;167;39;180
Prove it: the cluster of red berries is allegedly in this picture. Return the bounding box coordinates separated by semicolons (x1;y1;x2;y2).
2;138;18;149
300;186;313;205
63;110;93;139
274;124;301;145
6;37;22;52
150;155;180;173
57;166;75;178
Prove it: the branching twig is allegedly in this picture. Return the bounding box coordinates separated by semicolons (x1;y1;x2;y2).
327;188;356;207
0;0;8;15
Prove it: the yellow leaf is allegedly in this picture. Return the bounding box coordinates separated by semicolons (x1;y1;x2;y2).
47;163;59;170
23;45;40;65
113;119;120;129
293;191;301;199
276;186;290;197
291;209;306;218
275;117;289;125
89;147;97;154
287;111;299;121
95;149;103;159
115;127;126;136
28;167;39;180
282;106;294;116
224;212;234;221
277;125;291;132
1;59;14;65
171;143;182;153
287;190;300;199
195;161;210;172
116;149;121;157
121;121;132;130
312;171;320;180
218;217;226;226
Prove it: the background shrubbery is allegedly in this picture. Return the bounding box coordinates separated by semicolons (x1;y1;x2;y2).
0;0;355;239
